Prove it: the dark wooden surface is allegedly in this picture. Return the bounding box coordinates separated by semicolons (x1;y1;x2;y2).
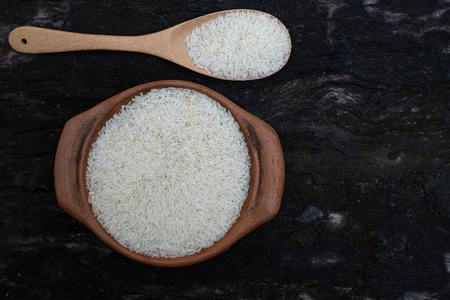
1;1;450;299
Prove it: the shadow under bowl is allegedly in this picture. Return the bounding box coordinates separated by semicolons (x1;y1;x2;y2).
54;80;284;267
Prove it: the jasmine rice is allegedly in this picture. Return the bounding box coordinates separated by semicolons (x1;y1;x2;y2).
86;88;251;258
185;10;291;80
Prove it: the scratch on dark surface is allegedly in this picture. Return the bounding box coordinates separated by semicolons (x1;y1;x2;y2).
296;206;324;223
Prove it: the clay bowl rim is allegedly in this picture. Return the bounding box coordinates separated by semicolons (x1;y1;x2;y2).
54;80;284;267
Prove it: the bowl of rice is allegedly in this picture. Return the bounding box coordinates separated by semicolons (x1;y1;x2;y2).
54;80;284;267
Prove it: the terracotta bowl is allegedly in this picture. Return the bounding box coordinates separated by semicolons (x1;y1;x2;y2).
54;80;284;267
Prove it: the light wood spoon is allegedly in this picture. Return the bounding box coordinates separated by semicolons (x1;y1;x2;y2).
8;9;291;80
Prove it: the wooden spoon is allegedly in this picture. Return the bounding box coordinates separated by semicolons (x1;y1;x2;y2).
8;9;291;80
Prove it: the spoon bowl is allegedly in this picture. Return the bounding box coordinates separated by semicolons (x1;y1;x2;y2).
9;9;291;80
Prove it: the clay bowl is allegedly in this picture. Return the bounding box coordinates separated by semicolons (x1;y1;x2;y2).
54;80;284;267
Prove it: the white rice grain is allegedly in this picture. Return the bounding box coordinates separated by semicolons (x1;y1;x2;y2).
86;88;251;258
185;10;291;80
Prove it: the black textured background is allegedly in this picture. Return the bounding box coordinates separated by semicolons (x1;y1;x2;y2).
1;0;450;299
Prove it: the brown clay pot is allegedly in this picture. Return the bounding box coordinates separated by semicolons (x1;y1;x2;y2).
54;80;284;267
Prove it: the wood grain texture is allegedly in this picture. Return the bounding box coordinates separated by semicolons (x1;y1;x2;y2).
0;0;449;299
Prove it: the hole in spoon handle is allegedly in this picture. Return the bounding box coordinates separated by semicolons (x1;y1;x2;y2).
9;26;93;54
8;26;71;54
9;26;102;54
8;26;137;54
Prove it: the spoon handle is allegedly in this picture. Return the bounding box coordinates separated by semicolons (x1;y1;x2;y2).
9;26;148;54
